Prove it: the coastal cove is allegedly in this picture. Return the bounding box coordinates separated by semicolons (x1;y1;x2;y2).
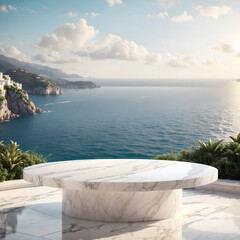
1;84;240;162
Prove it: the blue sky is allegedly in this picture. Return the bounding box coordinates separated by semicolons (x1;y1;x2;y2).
0;0;240;79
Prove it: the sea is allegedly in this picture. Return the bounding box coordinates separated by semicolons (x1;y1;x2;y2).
1;79;240;162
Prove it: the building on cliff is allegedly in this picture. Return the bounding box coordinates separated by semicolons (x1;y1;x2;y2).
0;72;43;122
0;72;22;92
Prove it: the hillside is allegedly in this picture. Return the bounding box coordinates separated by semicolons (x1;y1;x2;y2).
0;55;99;89
49;78;98;89
0;55;82;80
6;69;62;95
0;60;16;73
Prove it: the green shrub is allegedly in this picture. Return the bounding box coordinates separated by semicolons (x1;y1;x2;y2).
0;95;5;106
154;134;240;180
229;133;240;143
0;163;8;182
0;141;47;182
154;153;177;160
4;85;12;91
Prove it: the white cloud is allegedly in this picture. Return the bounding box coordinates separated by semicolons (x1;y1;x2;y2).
73;34;162;64
106;0;123;7
86;12;100;17
33;51;62;63
24;7;37;14
147;12;168;19
196;5;232;19
202;60;218;65
156;0;175;8
68;12;78;17
35;18;99;51
171;11;193;22
33;51;81;64
35;20;162;65
213;41;235;54
0;5;8;13
213;41;240;58
0;46;29;62
0;4;17;13
157;12;168;18
166;53;198;67
8;5;16;11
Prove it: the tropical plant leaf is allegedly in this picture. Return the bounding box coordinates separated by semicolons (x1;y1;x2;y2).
230;133;240;143
198;138;223;153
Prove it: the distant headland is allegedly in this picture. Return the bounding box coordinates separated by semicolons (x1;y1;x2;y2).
0;55;99;92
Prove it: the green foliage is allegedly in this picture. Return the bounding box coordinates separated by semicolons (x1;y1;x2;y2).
197;138;223;153
154;133;240;180
0;163;8;182
1;141;23;172
5;68;52;90
230;133;240;143
153;153;177;160
4;85;11;91
0;140;47;182
0;93;5;106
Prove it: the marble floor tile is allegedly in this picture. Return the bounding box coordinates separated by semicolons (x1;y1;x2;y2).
0;181;240;240
0;186;61;211
0;232;48;240
44;216;182;240
0;206;73;238
27;202;62;219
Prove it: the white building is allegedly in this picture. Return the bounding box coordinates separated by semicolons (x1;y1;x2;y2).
0;72;22;93
0;73;3;92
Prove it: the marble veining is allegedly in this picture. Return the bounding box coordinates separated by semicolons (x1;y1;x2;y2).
0;180;240;240
23;159;218;222
62;189;182;222
24;159;218;192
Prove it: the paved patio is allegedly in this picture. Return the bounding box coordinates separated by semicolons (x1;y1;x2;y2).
0;180;239;240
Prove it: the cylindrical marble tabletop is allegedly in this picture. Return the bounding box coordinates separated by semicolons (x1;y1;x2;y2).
24;159;218;222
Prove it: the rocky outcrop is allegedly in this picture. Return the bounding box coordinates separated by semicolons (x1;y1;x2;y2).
5;90;43;115
0;99;15;121
0;90;44;122
28;85;62;95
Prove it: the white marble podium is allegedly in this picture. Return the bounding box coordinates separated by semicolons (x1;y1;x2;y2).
23;159;218;222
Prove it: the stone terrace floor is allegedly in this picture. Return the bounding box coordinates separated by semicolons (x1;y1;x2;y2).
0;180;239;240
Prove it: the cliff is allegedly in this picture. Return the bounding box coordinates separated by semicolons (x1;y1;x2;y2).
0;99;15;122
0;88;43;122
5;69;62;95
27;85;62;95
6;90;43;115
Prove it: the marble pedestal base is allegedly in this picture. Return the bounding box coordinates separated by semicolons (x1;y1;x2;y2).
62;189;182;222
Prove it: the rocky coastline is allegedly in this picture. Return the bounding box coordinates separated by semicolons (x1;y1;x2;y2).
0;99;15;121
0;89;44;122
27;85;62;95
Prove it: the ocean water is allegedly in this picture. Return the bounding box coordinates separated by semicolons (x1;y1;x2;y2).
1;83;240;162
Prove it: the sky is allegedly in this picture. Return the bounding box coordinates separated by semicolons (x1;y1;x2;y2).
0;0;240;79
